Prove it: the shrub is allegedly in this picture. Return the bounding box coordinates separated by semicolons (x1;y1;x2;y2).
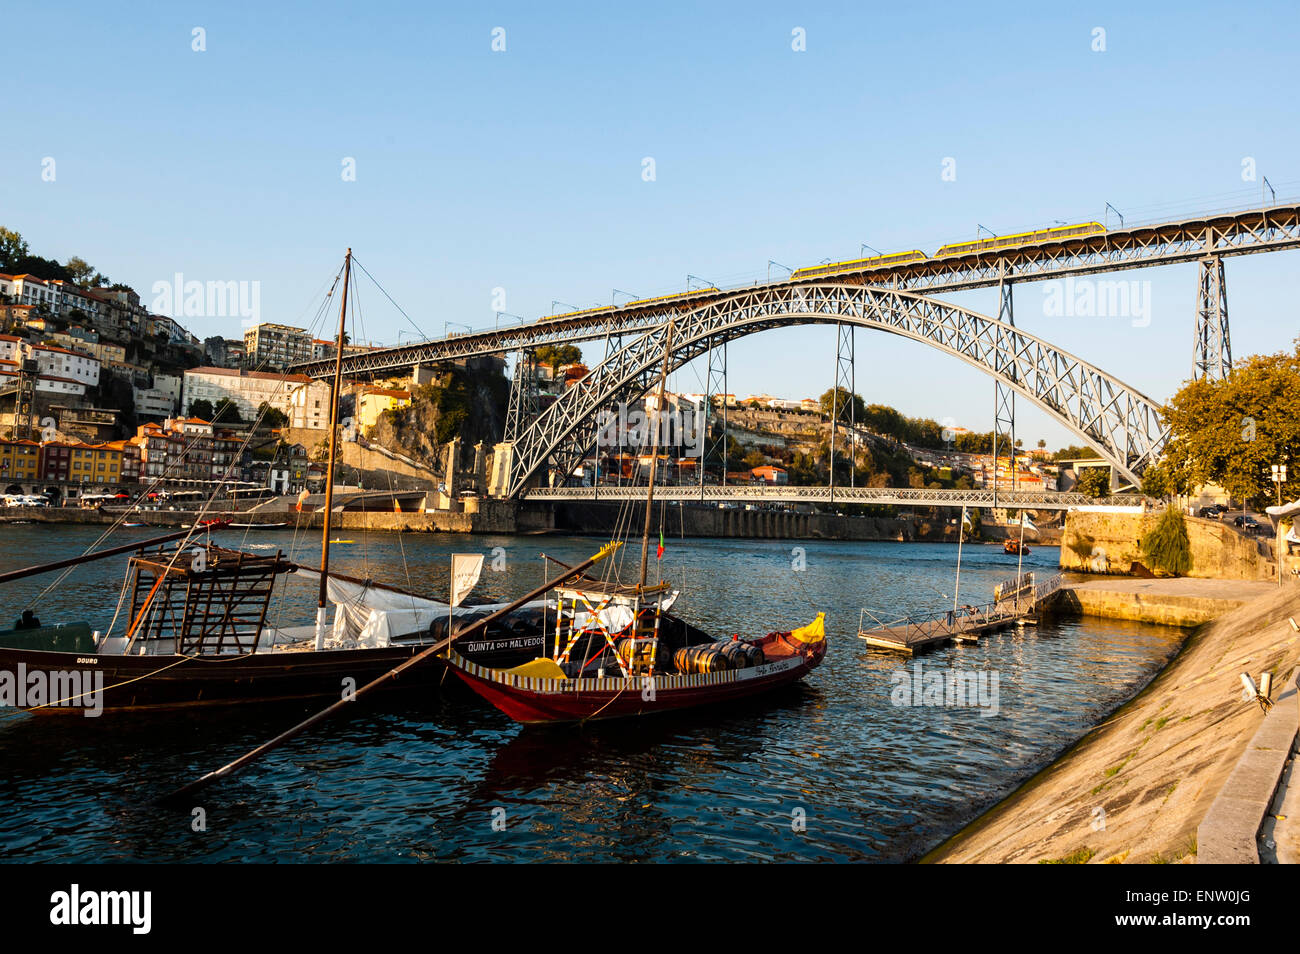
1141;508;1192;577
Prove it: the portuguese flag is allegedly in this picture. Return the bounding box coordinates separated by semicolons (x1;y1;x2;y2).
656;530;665;560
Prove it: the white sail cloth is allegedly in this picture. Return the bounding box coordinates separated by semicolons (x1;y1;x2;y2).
291;568;549;650
563;591;678;635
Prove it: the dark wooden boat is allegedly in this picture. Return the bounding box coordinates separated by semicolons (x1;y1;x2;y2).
447;612;826;724
0;540;574;714
444;319;827;724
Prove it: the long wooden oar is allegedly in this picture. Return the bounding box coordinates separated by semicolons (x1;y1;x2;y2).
0;528;196;586
159;540;623;804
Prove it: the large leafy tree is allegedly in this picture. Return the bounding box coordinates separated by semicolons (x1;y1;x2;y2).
0;228;29;270
64;256;108;287
819;387;867;422
212;398;243;425
1155;338;1300;504
535;344;582;370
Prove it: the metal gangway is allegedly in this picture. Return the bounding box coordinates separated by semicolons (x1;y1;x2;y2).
857;572;1064;655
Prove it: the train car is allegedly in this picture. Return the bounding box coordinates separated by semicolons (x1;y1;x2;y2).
541;287;715;323
622;287;716;309
935;221;1105;258
542;304;614;323
791;249;927;281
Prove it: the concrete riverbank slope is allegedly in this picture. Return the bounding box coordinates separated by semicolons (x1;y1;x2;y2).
1059;577;1277;627
925;581;1300;864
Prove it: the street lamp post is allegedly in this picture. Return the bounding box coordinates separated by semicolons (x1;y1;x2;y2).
1272;463;1288;588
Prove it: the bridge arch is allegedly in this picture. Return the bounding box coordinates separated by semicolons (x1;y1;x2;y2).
504;284;1168;496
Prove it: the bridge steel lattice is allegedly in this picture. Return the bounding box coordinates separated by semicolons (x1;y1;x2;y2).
502;284;1169;497
292;202;1300;381
520;485;1148;512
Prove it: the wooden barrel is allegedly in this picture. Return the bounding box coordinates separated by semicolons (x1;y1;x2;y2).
673;645;730;674
708;639;766;670
615;637;660;670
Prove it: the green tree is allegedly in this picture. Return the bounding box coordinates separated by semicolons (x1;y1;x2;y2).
212;398;243;425
1140;459;1174;499
1074;467;1111;497
1141;508;1192;576
0;228;29;271
1054;443;1102;461
64;256;98;287
1153;338;1300;504
535;344;582;370
819;387;867;422
189;399;214;421
257;402;289;430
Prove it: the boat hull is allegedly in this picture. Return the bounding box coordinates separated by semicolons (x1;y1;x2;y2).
0;612;701;714
449;630;826;724
0;643;448;713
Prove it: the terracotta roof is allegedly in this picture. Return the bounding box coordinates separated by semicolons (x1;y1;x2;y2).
33;344;97;359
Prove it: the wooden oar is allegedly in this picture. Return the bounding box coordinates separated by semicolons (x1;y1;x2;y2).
0;528;197;586
159;540;623;804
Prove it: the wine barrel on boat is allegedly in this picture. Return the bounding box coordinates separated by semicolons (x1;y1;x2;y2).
709;638;763;669
615;636;660;671
709;638;765;670
674;644;730;675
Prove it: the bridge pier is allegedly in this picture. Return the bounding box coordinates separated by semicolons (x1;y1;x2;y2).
702;336;727;493
1194;254;1232;380
829;322;856;500
504;348;537;443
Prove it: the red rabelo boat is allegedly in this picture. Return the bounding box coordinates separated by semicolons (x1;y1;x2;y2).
445;320;827;724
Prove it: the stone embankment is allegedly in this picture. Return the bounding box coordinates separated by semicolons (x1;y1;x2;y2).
925;580;1300;864
1061;510;1275;580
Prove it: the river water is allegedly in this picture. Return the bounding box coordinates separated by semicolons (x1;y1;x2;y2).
0;523;1184;862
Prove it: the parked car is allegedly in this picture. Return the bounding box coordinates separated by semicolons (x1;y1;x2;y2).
1196;507;1220;519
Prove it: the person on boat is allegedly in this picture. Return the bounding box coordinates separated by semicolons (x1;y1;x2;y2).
13;609;40;630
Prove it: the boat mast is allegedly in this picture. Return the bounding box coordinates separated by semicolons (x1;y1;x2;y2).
314;249;352;650
638;320;674;591
953;504;966;616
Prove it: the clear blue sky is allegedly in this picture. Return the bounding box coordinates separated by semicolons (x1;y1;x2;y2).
5;0;1299;450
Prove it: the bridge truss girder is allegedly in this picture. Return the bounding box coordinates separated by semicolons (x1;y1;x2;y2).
292;205;1299;382
504;283;1168;497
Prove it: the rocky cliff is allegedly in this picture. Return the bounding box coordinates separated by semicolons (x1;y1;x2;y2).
369;366;509;472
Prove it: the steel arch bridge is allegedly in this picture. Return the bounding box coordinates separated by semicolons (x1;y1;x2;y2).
502;284;1168;498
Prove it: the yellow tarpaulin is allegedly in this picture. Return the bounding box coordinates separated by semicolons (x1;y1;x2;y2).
790;612;826;644
505;657;569;680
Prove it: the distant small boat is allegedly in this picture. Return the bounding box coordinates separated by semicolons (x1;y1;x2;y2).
1004;539;1030;556
228;522;288;529
123;522;146;528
